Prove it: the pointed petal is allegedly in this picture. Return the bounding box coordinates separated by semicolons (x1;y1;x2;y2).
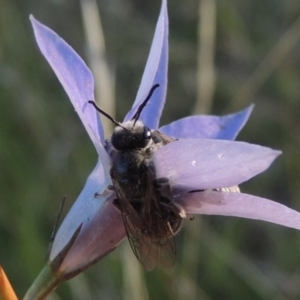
57;198;125;275
0;267;18;300
154;139;281;191
176;191;300;230
30;16;105;151
160;105;254;140
124;0;168;129
50;160;125;274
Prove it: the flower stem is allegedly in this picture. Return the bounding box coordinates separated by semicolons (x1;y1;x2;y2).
22;265;61;300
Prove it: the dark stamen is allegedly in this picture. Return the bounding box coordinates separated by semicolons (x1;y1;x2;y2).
131;84;160;126
46;196;66;260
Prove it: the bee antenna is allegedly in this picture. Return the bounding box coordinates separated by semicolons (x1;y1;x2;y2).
131;83;160;126
88;101;125;129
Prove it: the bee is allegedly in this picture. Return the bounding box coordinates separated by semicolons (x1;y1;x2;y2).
89;84;186;270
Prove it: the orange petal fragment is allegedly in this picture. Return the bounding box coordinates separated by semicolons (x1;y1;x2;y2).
0;266;18;300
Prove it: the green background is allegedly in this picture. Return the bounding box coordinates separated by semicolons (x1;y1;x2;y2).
1;0;300;299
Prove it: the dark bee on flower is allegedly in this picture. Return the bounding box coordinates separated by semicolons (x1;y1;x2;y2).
89;84;186;271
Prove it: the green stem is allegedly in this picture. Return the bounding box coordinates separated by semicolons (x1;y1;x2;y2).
22;266;61;300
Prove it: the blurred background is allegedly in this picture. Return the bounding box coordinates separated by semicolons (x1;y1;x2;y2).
1;0;300;299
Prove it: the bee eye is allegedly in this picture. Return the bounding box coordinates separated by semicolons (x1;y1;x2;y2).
144;127;151;139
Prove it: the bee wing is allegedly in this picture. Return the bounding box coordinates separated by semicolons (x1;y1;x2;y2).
138;162;177;270
123;207;176;271
113;164;177;271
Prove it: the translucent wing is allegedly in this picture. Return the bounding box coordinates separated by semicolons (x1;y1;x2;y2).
113;163;177;271
140;166;178;270
123;207;176;271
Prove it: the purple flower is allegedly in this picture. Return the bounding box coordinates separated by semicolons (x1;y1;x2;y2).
29;0;299;282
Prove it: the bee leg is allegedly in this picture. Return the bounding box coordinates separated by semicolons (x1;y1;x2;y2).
188;189;205;193
160;201;186;219
108;184;115;191
154;177;172;203
213;186;240;193
154;177;187;218
93;185;115;198
188;186;240;193
155;177;169;186
113;198;121;210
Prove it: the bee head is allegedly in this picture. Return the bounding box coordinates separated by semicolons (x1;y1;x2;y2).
111;120;152;150
88;84;160;150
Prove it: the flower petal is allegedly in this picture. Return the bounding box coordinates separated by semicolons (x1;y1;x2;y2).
49;160;125;274
57;198;125;275
124;0;168;129
176;191;300;230
154;139;281;191
160;105;254;140
30;16;105;152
